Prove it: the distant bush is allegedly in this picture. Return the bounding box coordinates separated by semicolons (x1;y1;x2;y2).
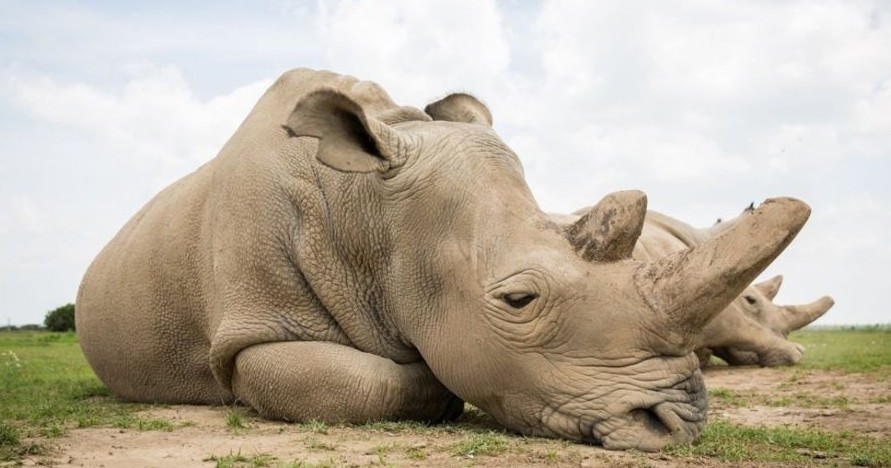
44;303;75;332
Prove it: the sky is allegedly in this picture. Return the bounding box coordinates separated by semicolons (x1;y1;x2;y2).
0;0;889;326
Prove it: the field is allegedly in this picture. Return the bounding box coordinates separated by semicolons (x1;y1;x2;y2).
1;327;889;467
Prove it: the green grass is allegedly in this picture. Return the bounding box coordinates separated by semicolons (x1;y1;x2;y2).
790;325;891;374
405;445;427;460
451;431;510;457
204;451;277;467
226;408;246;430
0;331;177;462
667;420;891;466
2;327;890;466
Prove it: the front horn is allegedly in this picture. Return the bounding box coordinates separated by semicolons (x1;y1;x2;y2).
636;197;811;336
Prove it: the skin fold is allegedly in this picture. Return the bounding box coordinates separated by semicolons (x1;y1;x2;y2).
77;68;811;451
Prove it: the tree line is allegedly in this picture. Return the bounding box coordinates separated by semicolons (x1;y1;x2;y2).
1;303;75;332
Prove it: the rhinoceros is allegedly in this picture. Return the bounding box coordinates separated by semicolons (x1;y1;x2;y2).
76;68;810;451
700;273;834;366
555;207;834;368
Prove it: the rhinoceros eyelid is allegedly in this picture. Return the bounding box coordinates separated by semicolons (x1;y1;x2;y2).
501;292;538;309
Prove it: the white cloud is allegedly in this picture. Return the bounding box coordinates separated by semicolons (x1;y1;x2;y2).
316;0;511;103
0;66;272;323
854;77;891;133
10;196;46;232
4;66;271;191
762;194;891;324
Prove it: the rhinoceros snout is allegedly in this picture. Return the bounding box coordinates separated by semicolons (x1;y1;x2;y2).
595;372;708;451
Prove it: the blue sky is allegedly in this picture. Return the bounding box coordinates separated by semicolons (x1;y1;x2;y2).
1;0;889;325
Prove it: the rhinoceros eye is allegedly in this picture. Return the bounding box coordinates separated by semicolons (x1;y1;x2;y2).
744;295;757;306
502;292;538;309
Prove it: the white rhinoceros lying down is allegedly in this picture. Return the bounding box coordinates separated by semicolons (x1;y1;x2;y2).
554;208;834;368
702;274;834;366
76;68;810;451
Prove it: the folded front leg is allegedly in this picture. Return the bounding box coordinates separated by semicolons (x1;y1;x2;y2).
231;341;463;423
713;334;803;367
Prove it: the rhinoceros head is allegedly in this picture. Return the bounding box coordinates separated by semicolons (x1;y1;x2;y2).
745;275;835;337
288;89;810;450
708;276;834;367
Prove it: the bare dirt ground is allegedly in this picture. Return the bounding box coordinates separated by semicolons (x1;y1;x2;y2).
705;367;891;437
21;367;891;468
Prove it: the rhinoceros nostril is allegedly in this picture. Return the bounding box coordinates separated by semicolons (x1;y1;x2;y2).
629;402;689;438
629;407;670;436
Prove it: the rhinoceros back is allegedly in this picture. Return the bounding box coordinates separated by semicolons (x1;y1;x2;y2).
75;167;228;403
75;68;398;404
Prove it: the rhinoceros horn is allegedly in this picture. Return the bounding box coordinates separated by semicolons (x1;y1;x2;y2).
636;197;811;336
781;296;835;334
564;190;648;262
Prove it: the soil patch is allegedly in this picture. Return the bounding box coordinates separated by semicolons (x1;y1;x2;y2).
20;368;890;467
705;366;891;435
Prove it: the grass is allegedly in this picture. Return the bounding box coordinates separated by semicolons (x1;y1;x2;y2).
226;407;246;430
204;451;277;467
296;419;330;434
789;325;891;374
0;331;182;462
1;326;889;466
667;420;891;466
451;431;510;457
405;444;427;460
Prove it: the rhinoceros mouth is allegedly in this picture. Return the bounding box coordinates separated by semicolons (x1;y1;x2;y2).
591;371;707;451
526;355;707;450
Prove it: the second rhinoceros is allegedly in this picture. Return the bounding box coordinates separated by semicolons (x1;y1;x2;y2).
641;209;834;367
76;68;809;451
702;274;834;366
557;207;834;367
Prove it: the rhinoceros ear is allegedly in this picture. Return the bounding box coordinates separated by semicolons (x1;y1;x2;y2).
753;275;783;301
287;88;423;173
425;93;493;127
564;190;647;262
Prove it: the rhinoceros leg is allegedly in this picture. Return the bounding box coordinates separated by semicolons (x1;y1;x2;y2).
713;336;803;367
231;341;463;424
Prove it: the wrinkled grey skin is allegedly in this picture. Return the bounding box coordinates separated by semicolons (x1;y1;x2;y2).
76;68;810;451
554;208;834;367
